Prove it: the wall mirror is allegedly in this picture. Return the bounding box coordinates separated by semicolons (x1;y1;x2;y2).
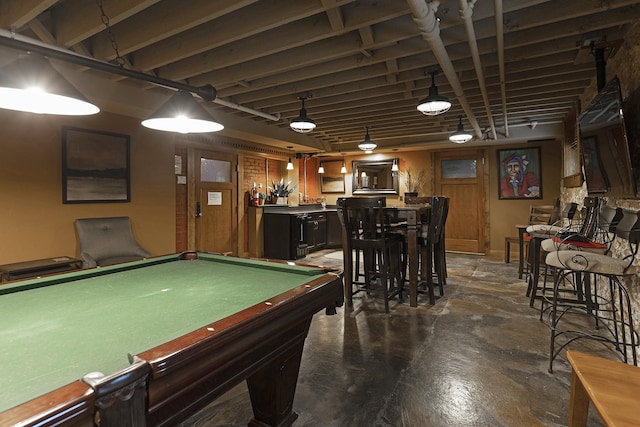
352;159;399;195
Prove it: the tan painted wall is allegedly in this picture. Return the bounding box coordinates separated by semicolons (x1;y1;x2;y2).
0;109;176;265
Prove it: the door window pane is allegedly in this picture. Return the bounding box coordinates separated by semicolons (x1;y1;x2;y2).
201;158;231;182
441;159;476;179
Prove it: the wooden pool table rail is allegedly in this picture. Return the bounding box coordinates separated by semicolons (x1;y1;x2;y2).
0;252;343;427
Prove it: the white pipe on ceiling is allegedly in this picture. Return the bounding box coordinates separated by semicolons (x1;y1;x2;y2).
494;0;509;137
405;0;483;139
459;0;497;141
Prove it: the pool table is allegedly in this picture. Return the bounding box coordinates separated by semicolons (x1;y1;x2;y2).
0;251;343;427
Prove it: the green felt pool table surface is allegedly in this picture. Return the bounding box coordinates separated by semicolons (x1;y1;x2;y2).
0;252;332;415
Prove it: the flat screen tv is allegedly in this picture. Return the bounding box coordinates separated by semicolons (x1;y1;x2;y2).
578;76;637;198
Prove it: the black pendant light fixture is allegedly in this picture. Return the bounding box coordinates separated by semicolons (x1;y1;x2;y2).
358;126;377;153
449;115;473;143
290;94;316;133
0;54;99;116
142;90;224;134
417;70;451;116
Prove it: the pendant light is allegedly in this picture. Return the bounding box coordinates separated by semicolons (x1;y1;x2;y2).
286;146;294;170
417;71;451;116
290;94;316;133
358;126;377;152
0;54;99;115
449;115;473;143
318;164;325;174
340;153;347;174
392;158;399;172
142;90;224;133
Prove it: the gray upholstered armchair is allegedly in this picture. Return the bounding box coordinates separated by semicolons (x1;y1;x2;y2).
75;217;151;268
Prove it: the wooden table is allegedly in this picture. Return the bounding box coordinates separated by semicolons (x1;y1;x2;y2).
386;204;431;307
567;350;640;427
338;203;430;308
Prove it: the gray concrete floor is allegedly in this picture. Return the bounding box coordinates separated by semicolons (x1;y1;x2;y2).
180;251;607;427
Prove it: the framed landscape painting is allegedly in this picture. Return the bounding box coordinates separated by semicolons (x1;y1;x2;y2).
62;127;131;203
497;147;542;199
320;160;345;193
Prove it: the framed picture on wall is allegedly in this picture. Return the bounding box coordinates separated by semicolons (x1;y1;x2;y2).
320;160;345;193
62;127;131;203
497;147;542;199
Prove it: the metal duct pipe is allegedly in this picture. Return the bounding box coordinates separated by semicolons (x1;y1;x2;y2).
459;0;497;141
0;29;280;121
494;0;509;137
405;0;482;139
213;97;280;121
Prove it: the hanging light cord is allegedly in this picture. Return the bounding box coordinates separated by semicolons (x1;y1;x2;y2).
96;0;125;68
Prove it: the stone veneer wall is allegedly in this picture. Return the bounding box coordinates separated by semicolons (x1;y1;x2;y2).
561;20;640;349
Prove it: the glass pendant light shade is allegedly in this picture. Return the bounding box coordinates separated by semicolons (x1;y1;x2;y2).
142;90;224;133
0;54;99;115
286;146;294;170
358;126;377;151
417;71;451;116
340;162;347;174
391;158;399;171
449;116;473;143
290;97;316;133
318;165;325;174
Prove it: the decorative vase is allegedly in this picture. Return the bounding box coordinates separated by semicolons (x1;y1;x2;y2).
276;197;288;205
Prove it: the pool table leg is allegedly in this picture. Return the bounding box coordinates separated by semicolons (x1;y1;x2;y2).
246;332;306;427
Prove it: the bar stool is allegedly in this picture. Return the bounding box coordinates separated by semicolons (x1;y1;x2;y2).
544;208;640;372
342;197;404;312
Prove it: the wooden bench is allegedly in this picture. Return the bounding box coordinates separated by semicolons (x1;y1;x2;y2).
567;350;640;427
0;256;81;282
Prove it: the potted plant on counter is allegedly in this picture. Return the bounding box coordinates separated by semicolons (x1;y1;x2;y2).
400;169;426;198
270;179;297;204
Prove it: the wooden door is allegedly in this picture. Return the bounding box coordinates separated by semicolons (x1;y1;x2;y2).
189;148;237;255
434;149;485;253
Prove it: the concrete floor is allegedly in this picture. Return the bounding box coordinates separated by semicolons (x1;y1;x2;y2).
179;251;607;427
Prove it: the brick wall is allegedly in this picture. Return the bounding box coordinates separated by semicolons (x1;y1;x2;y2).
175;146;188;252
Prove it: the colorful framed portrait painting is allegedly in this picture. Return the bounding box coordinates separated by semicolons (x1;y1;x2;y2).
497;147;542;199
